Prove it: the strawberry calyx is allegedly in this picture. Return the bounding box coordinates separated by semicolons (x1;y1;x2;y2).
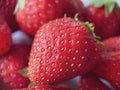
14;0;25;14
28;82;38;88
84;22;104;47
19;67;28;77
84;22;101;40
83;0;119;16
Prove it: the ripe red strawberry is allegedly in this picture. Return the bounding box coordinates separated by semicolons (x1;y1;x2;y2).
13;85;70;90
0;0;19;31
16;0;64;36
85;4;120;39
80;73;110;90
16;0;79;37
28;17;101;85
93;36;120;89
0;17;12;55
0;45;31;90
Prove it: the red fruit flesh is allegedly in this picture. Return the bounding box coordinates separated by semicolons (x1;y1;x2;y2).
0;17;12;55
28;17;101;85
80;73;110;90
0;45;31;90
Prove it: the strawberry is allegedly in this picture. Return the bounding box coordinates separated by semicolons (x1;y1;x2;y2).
16;0;79;37
72;0;87;21
0;0;19;31
13;85;71;90
62;0;78;18
0;17;12;55
16;0;64;36
84;1;120;40
93;36;120;89
0;45;31;90
28;17;101;85
80;73;110;90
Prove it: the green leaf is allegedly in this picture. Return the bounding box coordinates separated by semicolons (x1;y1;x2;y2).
14;0;26;14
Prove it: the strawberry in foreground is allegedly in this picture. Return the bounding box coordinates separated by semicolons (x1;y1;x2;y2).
0;17;12;55
28;17;101;85
93;37;120;89
13;85;70;90
79;73;110;90
0;0;19;31
84;0;120;40
0;45;31;90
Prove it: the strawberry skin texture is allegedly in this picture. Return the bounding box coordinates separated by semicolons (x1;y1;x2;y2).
80;73;110;90
0;0;19;31
85;6;120;40
0;45;31;90
28;17;101;85
93;37;120;89
16;0;63;36
72;0;87;21
13;85;70;90
62;0;78;18
0;17;12;55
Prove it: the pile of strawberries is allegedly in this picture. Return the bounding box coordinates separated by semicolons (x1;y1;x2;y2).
0;0;120;90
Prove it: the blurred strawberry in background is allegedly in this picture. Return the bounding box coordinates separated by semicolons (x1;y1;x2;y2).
0;17;12;55
85;6;120;40
0;0;19;32
0;45;31;90
16;0;79;37
75;0;120;40
93;37;120;90
80;73;111;90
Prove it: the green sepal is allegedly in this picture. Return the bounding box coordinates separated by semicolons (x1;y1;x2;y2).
89;0;117;16
19;67;28;77
105;1;116;16
84;22;104;47
84;22;101;40
89;0;106;7
28;82;38;88
14;0;26;14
